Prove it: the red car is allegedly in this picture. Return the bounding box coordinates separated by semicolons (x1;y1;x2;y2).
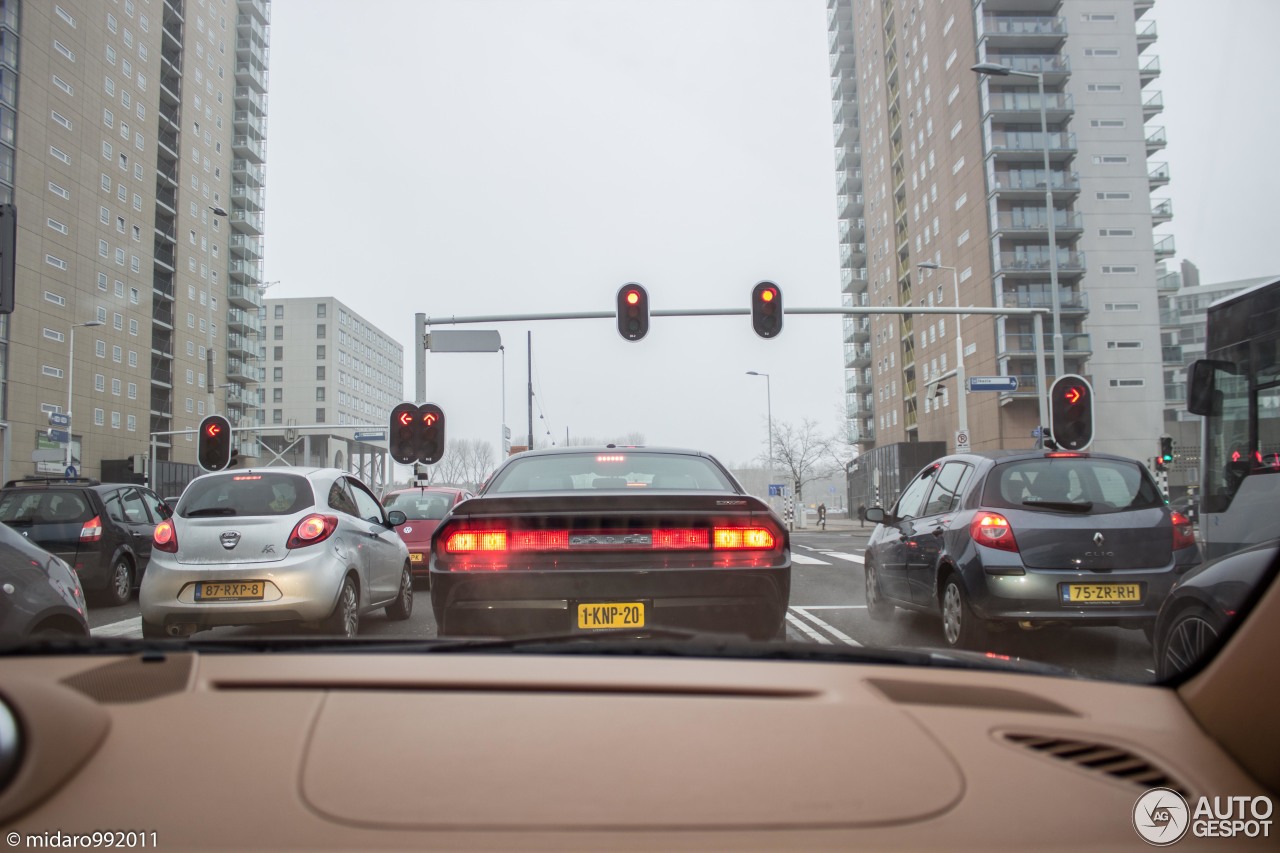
381;486;473;585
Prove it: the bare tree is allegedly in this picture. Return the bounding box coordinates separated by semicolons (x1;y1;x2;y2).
462;440;498;489
770;419;840;505
433;438;470;485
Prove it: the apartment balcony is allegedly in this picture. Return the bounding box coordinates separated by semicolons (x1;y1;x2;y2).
1143;90;1164;120
834;119;859;149
227;358;263;384
838;216;864;241
986;131;1077;162
990;169;1080;199
992;209;1083;239
843;317;871;344
155;163;178;190
1146;126;1167;155
152;274;175;302
240;0;271;26
1152;198;1173;224
229;257;264;283
233;86;268;116
232;182;265;210
1136;19;1157;52
1154;234;1176;259
151;361;174;388
835;167;862;196
155;186;177;215
232;158;266;187
846;422;875;446
229;233;263;260
233;134;267;163
153;245;176;270
978;15;1067;49
1149;161;1170;189
234;110;268;138
157;129;180;158
840;241;867;268
845;342;872;368
836;193;863;218
151;328;174;359
230;209;264;235
995;250;1086;278
830;42;854;73
235;34;270;63
1139;54;1161;87
999;332;1092;358
235;61;268;93
227;307;263;336
228;282;264;310
982;90;1074;124
842;268;869;297
988;54;1071;85
1002;289;1089;315
845;372;874;395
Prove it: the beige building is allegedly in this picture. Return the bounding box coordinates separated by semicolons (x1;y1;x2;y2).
831;0;1169;463
0;0;269;481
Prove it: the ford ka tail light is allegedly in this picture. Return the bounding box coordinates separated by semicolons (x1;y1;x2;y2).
153;519;178;553
286;514;339;549
970;512;1019;552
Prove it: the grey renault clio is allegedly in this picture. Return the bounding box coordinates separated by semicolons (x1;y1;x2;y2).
863;450;1201;649
140;468;413;639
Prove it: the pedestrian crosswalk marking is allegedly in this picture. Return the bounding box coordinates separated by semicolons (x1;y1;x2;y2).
790;553;831;566
93;617;142;638
789;607;862;647
823;552;865;564
784;612;831;644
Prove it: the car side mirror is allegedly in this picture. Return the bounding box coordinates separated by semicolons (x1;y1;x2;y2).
1187;359;1235;416
864;506;889;524
386;510;407;527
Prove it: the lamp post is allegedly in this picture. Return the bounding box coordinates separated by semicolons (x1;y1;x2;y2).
206;205;228;414
972;61;1064;380
66;320;105;469
917;262;969;449
746;370;773;503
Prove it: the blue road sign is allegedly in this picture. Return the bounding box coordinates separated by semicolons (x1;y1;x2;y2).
968;376;1019;392
354;431;386;442
47;412;70;427
64;465;77;479
47;428;70;443
768;484;785;496
1032;426;1043;438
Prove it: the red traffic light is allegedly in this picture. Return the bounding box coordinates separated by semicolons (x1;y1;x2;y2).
205;423;222;437
1063;386;1083;405
197;414;233;471
760;287;776;302
616;283;650;342
397;411;414;426
625;290;640;306
422;412;438;426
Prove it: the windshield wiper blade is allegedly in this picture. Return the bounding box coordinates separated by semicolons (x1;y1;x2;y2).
1021;499;1094;513
185;507;238;517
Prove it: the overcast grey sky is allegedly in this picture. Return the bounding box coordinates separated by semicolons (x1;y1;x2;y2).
261;0;1278;466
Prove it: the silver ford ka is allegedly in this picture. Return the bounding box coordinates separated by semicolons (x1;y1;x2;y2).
139;468;412;639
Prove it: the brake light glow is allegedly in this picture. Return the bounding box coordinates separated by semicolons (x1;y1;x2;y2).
1045;452;1083;458
79;515;103;543
511;530;569;551
285;513;339;549
232;474;262;481
653;528;711;549
970;512;1018;552
597;454;625;463
1170;510;1196;550
153;519;178;553
445;530;509;553
713;527;776;550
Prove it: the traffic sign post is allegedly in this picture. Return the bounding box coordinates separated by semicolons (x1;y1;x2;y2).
968;376;1019;392
353;431;386;442
47;428;70;444
955;430;970;453
47;412;71;427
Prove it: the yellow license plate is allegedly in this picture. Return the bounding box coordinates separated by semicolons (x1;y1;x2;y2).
409;552;424;563
577;602;645;629
194;581;265;601
1065;583;1141;604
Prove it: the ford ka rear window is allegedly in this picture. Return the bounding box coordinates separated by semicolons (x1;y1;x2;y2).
487;453;735;493
983;458;1165;514
180;473;315;517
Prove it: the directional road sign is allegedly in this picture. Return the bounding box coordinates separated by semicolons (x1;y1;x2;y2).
353;431;386;442
47;428;70;444
968;376;1019;392
64;465;77;479
47;412;70;427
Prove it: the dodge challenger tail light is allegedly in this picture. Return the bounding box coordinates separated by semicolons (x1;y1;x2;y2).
442;526;778;554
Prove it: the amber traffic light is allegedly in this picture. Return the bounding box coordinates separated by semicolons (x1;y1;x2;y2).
751;281;783;338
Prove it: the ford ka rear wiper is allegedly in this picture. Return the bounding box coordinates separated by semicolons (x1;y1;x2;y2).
1021;499;1094;513
185;507;238;517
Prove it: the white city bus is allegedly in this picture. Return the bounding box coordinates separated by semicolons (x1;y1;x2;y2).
1187;277;1280;558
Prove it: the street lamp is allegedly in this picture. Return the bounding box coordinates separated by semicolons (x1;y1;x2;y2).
917;262;969;449
206;205;228;413
66;320;105;470
746;370;773;504
972;61;1064;379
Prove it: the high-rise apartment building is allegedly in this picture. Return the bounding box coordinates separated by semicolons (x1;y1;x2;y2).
258;296;403;469
831;0;1169;465
0;0;269;481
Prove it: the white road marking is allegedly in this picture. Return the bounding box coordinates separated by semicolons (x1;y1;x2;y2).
790;605;866;610
792;544;820;552
823;552;865;564
790;553;831;566
785;612;831;644
93;616;142;638
791;607;863;647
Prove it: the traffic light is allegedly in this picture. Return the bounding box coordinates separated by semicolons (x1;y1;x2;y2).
389;402;447;465
419;403;445;465
751;280;782;338
389;402;420;465
616;283;649;342
1160;435;1174;464
197;414;233;471
0;203;15;315
1048;375;1094;451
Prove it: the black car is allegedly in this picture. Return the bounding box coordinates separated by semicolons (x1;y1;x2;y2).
1153;539;1280;680
429;447;791;639
0;521;89;642
864;450;1201;649
0;478;172;607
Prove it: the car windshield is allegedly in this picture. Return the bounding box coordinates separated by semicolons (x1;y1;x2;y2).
0;0;1274;696
485;452;736;493
984;458;1166;514
180;473;314;517
382;491;454;520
